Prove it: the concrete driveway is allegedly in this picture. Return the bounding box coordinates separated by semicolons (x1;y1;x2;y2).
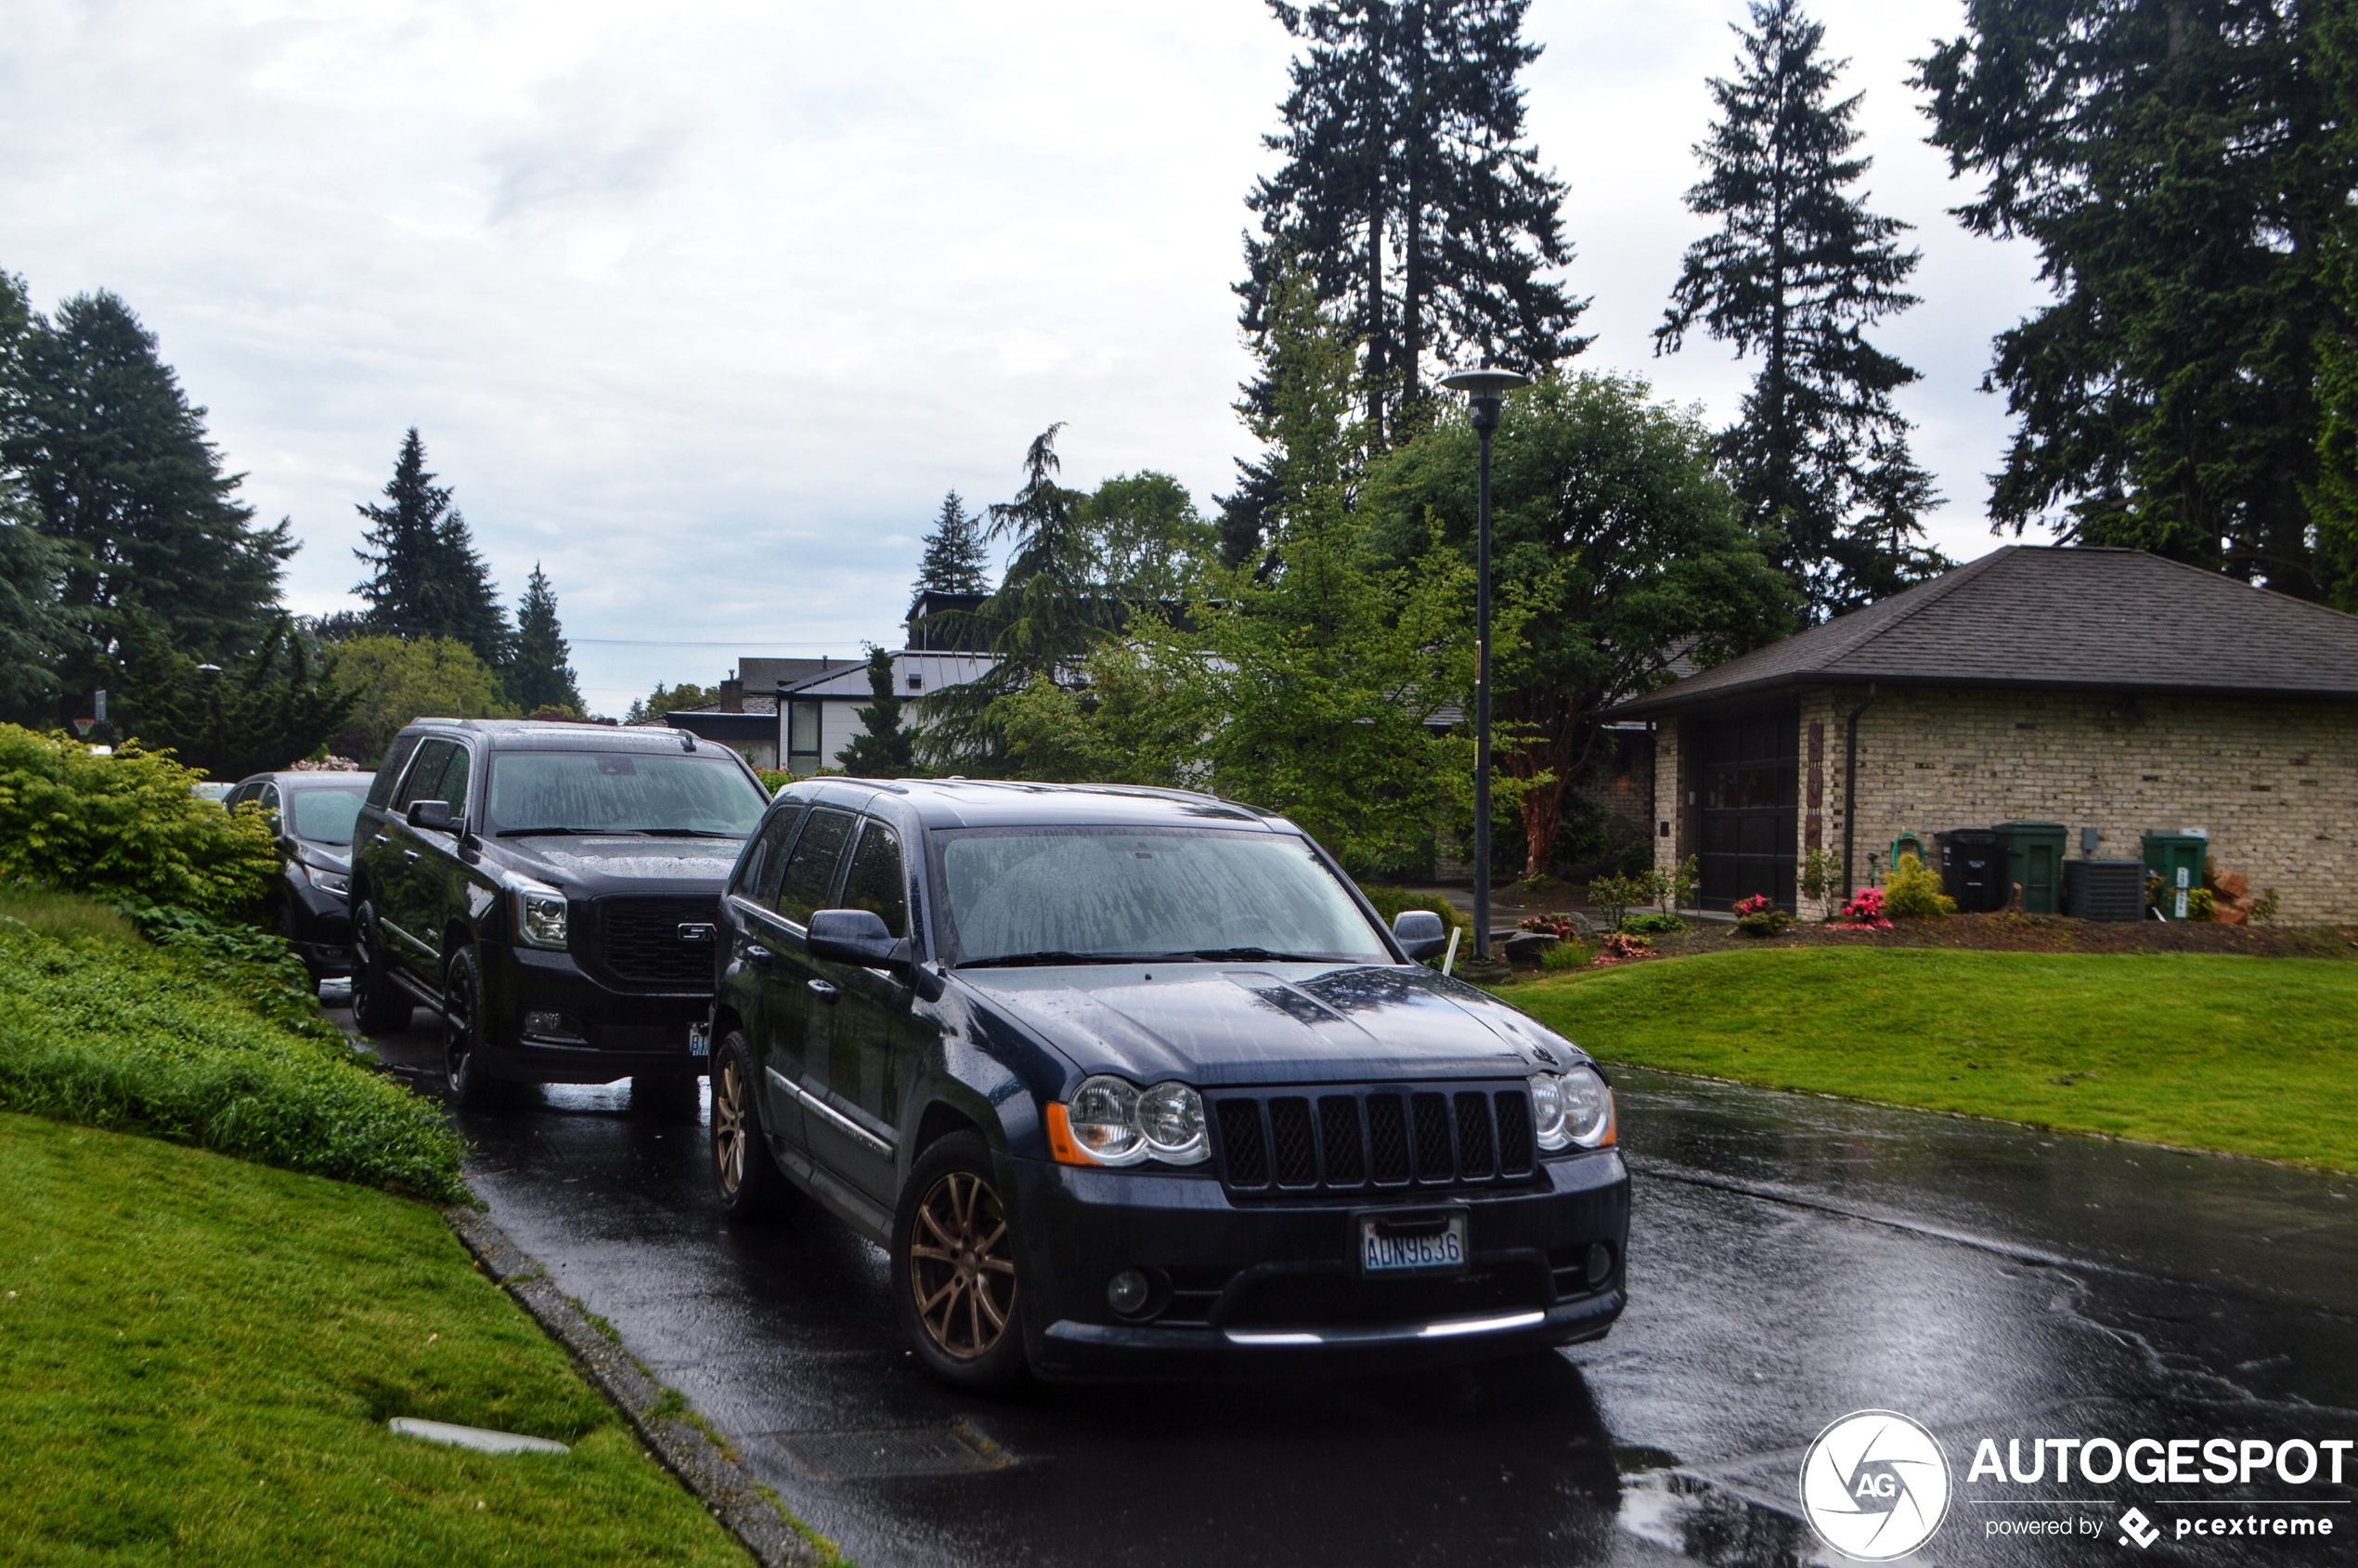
342;1004;2358;1566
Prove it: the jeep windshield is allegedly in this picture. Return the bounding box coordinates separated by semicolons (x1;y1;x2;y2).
484;751;766;838
936;827;1392;967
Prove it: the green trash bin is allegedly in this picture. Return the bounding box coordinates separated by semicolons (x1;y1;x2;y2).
2142;832;2209;920
1995;821;2067;914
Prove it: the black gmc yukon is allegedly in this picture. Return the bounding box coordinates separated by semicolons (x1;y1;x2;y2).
348;719;771;1108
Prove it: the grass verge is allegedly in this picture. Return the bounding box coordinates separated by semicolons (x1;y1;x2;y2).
1509;947;2358;1171
0;1110;750;1566
0;906;464;1201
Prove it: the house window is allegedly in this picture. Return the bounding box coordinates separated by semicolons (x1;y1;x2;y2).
787;701;822;774
906;674;924;691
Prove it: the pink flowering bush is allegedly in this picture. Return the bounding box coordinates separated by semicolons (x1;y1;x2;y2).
1593;931;1654;965
1831;887;1893;929
1733;893;1793;936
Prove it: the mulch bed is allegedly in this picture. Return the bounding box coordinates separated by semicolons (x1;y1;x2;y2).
1592;912;2358;961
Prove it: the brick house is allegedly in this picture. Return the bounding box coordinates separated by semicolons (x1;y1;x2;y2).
1609;547;2358;923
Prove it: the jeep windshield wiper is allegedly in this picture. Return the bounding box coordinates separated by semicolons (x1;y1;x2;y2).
616;827;741;838
1180;946;1344;963
496;825;619;837
957;951;1149;968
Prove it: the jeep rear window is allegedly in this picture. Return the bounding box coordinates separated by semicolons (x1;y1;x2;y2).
935;827;1390;966
483;751;766;837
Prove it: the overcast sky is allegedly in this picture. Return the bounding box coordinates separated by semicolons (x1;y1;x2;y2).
1;0;2048;713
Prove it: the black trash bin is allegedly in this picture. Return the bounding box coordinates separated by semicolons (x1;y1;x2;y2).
1937;829;2003;913
2064;859;2145;922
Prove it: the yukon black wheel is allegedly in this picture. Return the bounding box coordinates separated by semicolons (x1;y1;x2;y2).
441;946;499;1111
893;1132;1027;1392
710;1033;796;1221
349;905;413;1036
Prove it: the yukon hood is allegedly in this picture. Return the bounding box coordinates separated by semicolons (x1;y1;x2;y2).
960;963;1587;1087
493;836;744;895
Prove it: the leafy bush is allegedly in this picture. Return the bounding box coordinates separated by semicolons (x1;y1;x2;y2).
1796;848;1840;904
1587;873;1654;930
1359;885;1471;938
0;923;464;1200
1620;911;1689;936
756;768;797;795
1734;893;1794;936
1519;913;1587;940
2187;887;2216;921
2250;888;2281;925
0;726;279;914
1594;932;1653;965
115;901;328;1034
1881;853;1956;919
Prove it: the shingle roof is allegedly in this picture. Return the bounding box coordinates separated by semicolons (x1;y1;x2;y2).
1611;546;2358;717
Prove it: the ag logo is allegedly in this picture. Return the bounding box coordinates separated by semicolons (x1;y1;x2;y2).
1798;1409;1951;1561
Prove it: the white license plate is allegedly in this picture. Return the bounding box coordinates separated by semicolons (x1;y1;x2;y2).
688;1022;710;1057
1360;1212;1467;1274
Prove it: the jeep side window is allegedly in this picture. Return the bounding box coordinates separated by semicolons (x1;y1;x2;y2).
771;808;854;927
839;820;908;940
732;806;805;901
395;741;457;810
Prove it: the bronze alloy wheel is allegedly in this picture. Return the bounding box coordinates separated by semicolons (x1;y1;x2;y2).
713;1056;750;1197
908;1170;1018;1360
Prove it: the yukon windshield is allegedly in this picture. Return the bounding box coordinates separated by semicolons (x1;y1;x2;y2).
485;751;766;839
937;827;1392;967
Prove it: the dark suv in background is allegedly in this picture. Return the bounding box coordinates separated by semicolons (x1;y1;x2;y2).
708;777;1628;1390
226;769;375;985
349;719;771;1110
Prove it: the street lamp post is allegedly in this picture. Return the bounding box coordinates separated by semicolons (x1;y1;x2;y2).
1438;364;1530;965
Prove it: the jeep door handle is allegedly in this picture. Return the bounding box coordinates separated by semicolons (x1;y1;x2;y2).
402;850;421;862
807;978;838;1002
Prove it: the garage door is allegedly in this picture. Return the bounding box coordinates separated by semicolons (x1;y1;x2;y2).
1695;709;1796;913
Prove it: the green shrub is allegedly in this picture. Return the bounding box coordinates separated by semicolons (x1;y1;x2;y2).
0;726;279;914
1358;885;1471;938
2250;888;2281;925
1587;873;1654;930
0;925;464;1201
1620;912;1689;936
1539;940;1590;973
1733;893;1794;936
1881;852;1956;919
2187;887;2216;921
756;768;797;795
115;901;329;1035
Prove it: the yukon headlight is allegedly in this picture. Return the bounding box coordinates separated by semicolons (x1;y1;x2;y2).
513;889;569;951
1531;1064;1614;1152
1054;1076;1209;1167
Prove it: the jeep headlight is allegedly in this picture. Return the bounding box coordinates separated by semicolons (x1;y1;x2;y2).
1530;1064;1614;1151
513;889;569;951
1054;1075;1209;1167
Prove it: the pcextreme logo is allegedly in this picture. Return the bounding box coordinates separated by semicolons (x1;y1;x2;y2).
1798;1409;1952;1562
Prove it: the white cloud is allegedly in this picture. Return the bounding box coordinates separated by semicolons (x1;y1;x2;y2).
2;0;2047;708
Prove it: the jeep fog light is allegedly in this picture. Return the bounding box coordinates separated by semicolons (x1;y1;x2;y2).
1107;1269;1151;1315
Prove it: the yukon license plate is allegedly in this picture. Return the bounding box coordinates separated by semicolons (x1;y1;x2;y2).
1359;1210;1467;1275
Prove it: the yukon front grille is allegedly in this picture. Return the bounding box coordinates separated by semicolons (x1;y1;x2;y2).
595;897;720;988
1210;1082;1537;1195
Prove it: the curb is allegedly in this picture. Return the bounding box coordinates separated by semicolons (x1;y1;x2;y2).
445;1205;827;1568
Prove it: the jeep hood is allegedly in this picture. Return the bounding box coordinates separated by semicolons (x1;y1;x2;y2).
959;963;1586;1087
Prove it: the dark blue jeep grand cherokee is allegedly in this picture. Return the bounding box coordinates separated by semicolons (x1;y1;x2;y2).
710;777;1628;1389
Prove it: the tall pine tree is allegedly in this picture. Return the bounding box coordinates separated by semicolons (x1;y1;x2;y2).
913;489;991;597
837;645;916;776
351;429;511;667
0;279;293;719
1237;1;1587;455
507;563;582;714
1920;0;2355;597
1656;0;1939;618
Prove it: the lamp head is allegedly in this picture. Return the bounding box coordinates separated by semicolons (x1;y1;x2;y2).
1438;365;1533;401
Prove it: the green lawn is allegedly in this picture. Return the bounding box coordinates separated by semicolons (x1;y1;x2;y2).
1508;948;2358;1171
0;1111;749;1566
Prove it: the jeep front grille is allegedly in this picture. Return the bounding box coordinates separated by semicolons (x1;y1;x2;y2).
1209;1082;1538;1195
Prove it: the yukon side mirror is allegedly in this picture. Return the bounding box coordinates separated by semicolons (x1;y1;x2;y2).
406;799;458;833
807;907;900;968
1393;909;1449;961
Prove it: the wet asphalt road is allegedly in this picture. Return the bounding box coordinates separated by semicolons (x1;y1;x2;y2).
340;997;2358;1567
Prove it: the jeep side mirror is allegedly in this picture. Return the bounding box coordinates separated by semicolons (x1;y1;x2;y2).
808;907;900;968
1393;909;1448;961
406;799;457;833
